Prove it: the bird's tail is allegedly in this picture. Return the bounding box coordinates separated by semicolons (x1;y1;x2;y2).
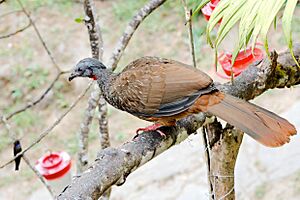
207;93;297;147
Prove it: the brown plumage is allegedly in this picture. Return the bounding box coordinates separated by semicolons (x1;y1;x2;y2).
69;57;297;147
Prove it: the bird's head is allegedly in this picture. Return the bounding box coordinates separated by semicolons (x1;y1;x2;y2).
69;58;107;81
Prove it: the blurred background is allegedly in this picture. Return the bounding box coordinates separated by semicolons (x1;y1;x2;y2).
0;0;299;199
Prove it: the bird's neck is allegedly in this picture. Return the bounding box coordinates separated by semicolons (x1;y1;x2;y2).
94;68;116;100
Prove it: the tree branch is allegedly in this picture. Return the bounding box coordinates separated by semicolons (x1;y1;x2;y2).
58;113;206;199
181;0;196;68
16;0;61;71
107;0;167;70
58;46;300;200
5;71;68;120
77;5;112;199
1;116;55;197
83;0;103;59
0;82;93;169
0;21;31;39
203;121;243;200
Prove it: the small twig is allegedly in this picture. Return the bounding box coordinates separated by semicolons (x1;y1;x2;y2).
5;71;67;120
0;82;93;169
181;0;196;68
0;10;23;18
22;156;55;197
107;0;167;70
16;0;61;71
1;116;55;197
0;22;31;39
1;116;17;141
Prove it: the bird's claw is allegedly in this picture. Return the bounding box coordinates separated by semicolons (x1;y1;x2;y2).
133;124;166;139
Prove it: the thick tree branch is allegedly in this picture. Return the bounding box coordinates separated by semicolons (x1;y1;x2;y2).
58;113;206;199
58;46;300;200
203;121;243;200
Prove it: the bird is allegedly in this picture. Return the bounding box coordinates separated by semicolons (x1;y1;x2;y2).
13;140;22;170
69;56;297;147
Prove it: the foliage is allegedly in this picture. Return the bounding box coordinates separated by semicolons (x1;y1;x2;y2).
193;0;299;66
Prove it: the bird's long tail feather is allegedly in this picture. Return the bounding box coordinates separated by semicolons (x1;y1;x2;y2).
207;94;297;147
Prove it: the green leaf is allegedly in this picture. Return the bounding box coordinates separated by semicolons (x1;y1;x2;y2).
239;1;261;48
74;17;84;23
206;0;231;47
250;0;273;52
192;0;211;17
232;28;254;67
260;0;285;56
196;0;298;63
282;0;299;67
215;0;247;48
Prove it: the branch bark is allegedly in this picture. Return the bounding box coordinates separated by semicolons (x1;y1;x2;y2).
203;121;243;200
58;46;300;200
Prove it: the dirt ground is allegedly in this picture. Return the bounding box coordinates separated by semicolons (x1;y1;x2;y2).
0;0;299;199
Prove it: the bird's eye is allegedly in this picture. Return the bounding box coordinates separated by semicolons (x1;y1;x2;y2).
78;68;83;72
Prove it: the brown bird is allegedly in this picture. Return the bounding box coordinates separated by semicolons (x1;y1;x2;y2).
69;57;296;147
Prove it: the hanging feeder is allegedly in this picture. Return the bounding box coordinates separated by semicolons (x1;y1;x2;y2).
201;0;220;21
217;46;264;79
35;151;72;195
200;1;265;79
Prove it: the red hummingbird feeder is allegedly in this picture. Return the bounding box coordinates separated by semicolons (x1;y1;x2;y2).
35;151;72;194
216;47;264;79
201;0;265;79
201;0;220;21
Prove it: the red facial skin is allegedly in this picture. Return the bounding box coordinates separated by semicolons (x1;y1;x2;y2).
91;75;97;80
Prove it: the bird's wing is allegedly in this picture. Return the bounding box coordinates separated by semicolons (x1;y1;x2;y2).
111;57;214;117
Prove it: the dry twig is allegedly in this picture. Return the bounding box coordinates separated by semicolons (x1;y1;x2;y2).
0;82;93;169
16;0;61;71
1;116;55;197
6;71;68;120
107;0;167;70
0;21;31;39
181;0;196;68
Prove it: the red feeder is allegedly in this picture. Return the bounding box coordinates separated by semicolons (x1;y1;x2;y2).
217;46;264;79
35;151;72;194
201;0;220;21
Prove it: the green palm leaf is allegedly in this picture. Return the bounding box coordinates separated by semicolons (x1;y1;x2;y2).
194;0;299;67
282;0;299;66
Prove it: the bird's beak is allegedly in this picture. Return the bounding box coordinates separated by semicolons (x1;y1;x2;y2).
68;72;79;81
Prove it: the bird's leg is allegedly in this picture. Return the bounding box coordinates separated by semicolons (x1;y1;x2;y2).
135;124;166;137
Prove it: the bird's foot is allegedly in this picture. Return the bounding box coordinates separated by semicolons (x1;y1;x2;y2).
135;124;166;137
